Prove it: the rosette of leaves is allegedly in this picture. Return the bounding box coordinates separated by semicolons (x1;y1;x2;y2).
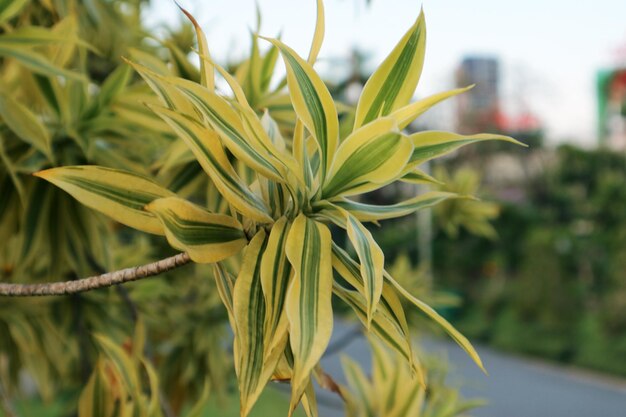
341;339;485;417
432;166;500;239
77;320;211;417
35;1;522;415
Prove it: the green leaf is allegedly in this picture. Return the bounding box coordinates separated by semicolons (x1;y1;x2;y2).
233;230;285;416
332;244;416;375
385;272;486;373
93;335;140;395
0;0;29;25
408;131;526;166
260;217;292;340
148;104;272;223
146;197;247;263
323;118;413;197
345;214;384;326
0;91;52;159
0;44;85;80
285;214;334;412
389;85;473;130
35;166;175;235
178;5;215;90
354;9;426;128
330;191;458;222
166;76;288;182
265;37;339;180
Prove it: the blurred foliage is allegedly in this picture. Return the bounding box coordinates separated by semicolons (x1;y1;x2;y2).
433;145;626;376
0;0;236;414
432;166;499;240
340;339;484;417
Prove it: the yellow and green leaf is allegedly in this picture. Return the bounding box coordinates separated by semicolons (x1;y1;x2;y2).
0;43;85;80
34;166;175;235
332;244;416;377
389;85;473;130
345;214;384;326
125;59;196;115
354;9;426;129
166;76;287;182
233;230;284;416
385;272;486;373
265;37;338;180
323;118;413;197
0;91;52;160
260;217;292;341
179;5;215;90
285;214;333;412
332;191;457;222
307;0;325;65
146;197;247;263
408;131;525;166
149;104;273;223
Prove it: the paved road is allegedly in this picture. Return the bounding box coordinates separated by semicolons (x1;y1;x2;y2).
311;321;626;417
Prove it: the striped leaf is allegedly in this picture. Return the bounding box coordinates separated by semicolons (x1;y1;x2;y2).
322;118;413;197
145;197;247;263
260;217;292;341
331;244;416;377
178;6;215;90
399;169;442;185
307;0;325;64
93;335;140;396
125;59;196;115
332;191;458;222
149;104;272;223
333;283;419;382
207;59;303;190
285;214;333;412
385;272;486;373
233;231;285;416
35;166;175;235
408;131;525;166
354;9;426;129
213;263;237;330
389;85;473;130
166;76;287;182
345;214;384;326
265;37;338;180
0;43;85;80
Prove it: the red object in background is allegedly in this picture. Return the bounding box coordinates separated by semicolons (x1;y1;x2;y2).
495;109;540;132
609;70;626;100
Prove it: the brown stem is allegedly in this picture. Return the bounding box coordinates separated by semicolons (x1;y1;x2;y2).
0;253;191;297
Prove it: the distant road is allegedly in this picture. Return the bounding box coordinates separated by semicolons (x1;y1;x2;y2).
313;321;626;417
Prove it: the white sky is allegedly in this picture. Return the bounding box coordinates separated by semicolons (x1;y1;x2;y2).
148;0;626;146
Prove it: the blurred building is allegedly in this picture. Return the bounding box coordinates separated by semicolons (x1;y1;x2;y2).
597;67;626;150
455;56;501;133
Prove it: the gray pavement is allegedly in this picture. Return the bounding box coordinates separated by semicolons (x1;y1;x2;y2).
309;321;626;417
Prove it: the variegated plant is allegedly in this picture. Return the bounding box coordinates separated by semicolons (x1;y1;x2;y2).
341;339;485;417
7;1;523;415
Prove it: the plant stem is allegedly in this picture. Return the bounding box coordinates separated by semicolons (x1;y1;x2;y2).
0;253;191;296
